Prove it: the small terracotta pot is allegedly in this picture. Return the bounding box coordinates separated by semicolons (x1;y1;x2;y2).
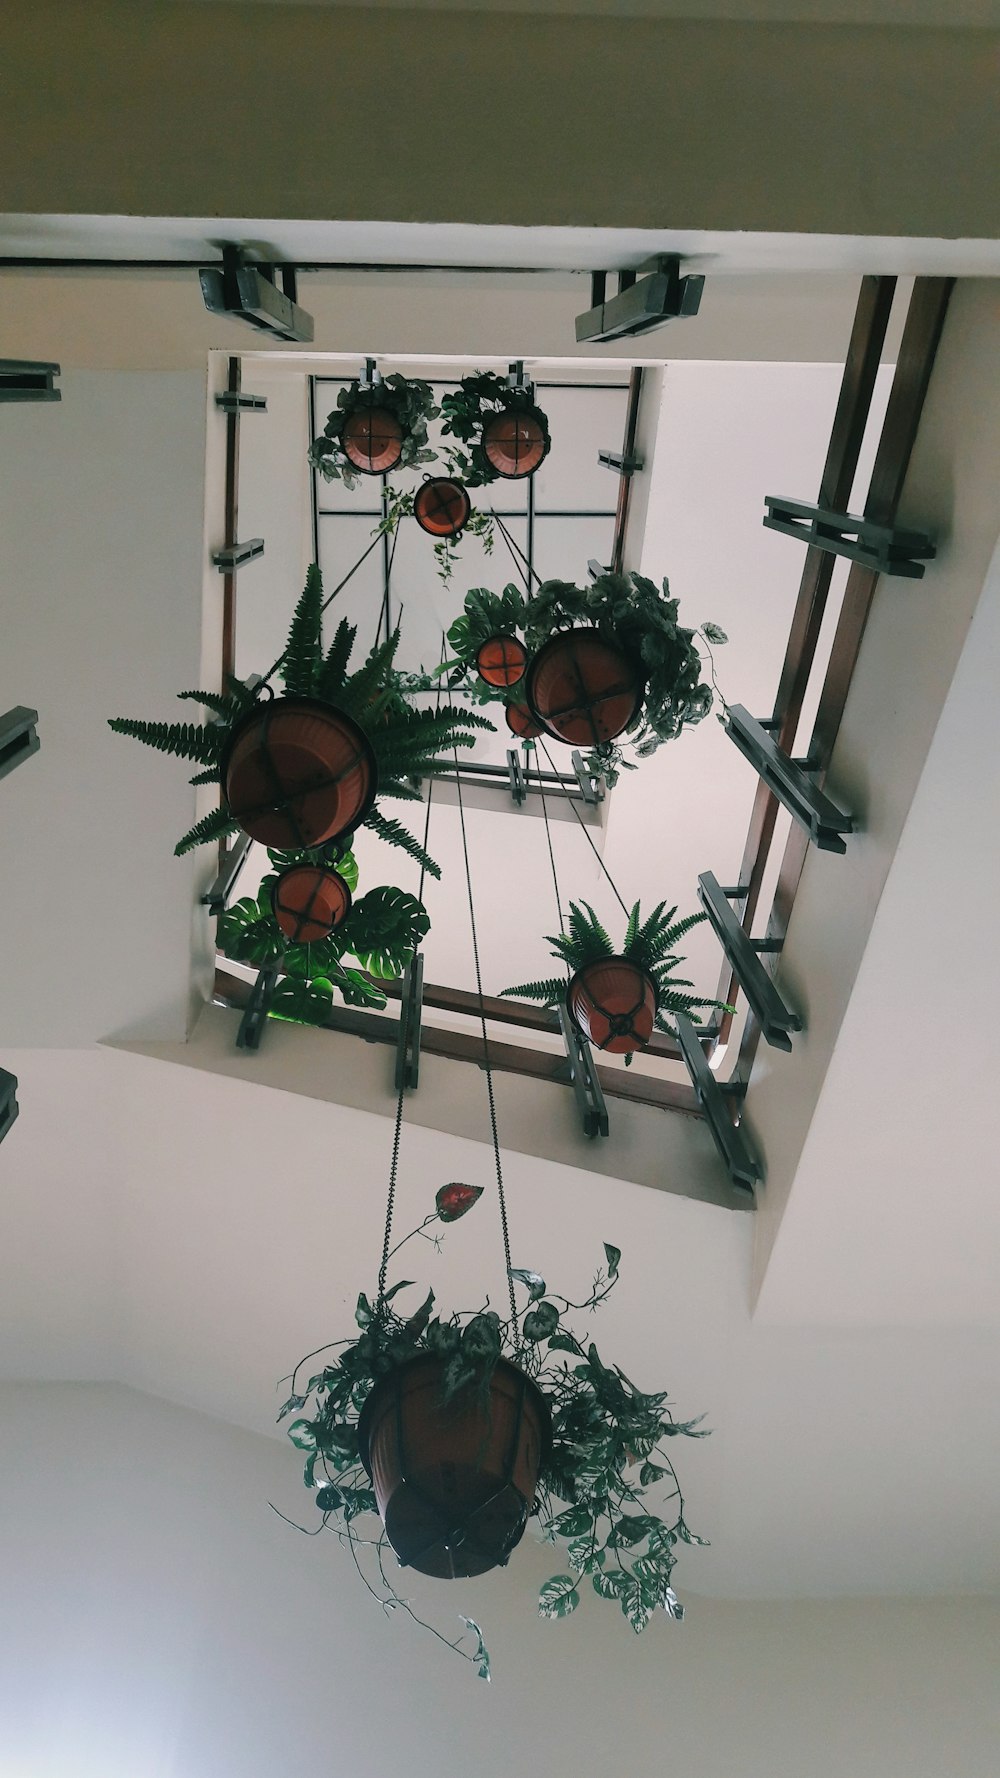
358;1355;550;1579
567;958;657;1056
271;865;352;945
222;698;377;850
413;477;471;538
505;701;545;740
342;405;404;474
481;408;548;479
526;628;641;747
476;634;527;689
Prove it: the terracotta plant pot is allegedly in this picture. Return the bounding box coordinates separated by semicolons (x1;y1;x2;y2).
271;864;352;944
505;701;545;740
526;629;642;747
341;405;404;475
358;1355;550;1579
567;958;657;1056
413;477;471;539
481;408;548;479
476;634;528;689
222;698;377;850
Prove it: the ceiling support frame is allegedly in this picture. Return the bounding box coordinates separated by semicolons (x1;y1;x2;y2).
725;705;855;853
557;1008;610;1139
0;706;40;782
697;872;802;1052
0;359;60;402
675;1016;760;1194
236;965;279;1051
0;1069;19;1146
763;495;935;578
394;952;424;1091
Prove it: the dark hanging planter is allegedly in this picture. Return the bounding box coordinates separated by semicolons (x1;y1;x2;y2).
480;407;549;480
413;476;472;539
476;634;528;689
358;1354;551;1579
505;701;545;740
525;629;642;747
271;864;352;945
341;405;404;475
222;697;378;850
567;959;657;1057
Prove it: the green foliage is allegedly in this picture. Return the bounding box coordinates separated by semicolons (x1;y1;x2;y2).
282;1234;706;1680
106;717;224;770
174;806;239;856
281;563;324;697
439;373;551;487
308;374;439;490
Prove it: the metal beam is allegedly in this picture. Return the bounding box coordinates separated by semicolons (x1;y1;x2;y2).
214;390;267;413
576;257;704;344
557;1008;609;1138
0;1069;19;1145
212;538;264;572
675;1016;760;1193
236;965;279;1050
725;705;854;853
201;831;253;915
0;706;40;782
698;872;802;1051
763;495;935;578
0;359;60;402
506;749;527;806
394;952;424;1090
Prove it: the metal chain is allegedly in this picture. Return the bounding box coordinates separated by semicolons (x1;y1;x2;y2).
452;750;520;1347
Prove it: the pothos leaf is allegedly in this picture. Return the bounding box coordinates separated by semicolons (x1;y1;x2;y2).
522;1301;560;1342
538;1575;580;1620
603;1242;621;1278
460;1616;491;1682
435;1182;483;1222
509;1267;547;1301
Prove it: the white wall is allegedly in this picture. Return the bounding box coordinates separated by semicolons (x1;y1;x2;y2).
1;1382;996;1778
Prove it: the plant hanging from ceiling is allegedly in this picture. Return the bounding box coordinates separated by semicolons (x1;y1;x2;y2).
218;842;430;1027
502;900;733;1062
278;1189;708;1680
439;371;551;484
308;371;439;489
376;479;496;587
108;565;493;873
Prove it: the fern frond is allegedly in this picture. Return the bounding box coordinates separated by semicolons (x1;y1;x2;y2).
623;902;640;953
189;767;221;786
281;564;324;697
316;618;358;702
174;806;240;856
338;628;403;720
645;910;706;962
177;688;242;719
364;808;441;880
109;717;224;769
499;978;566;1005
565;901;614;967
378;778;424;802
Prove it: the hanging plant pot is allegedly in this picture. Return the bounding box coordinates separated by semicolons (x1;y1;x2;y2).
358;1355;551;1579
341;406;404;475
567;959;657;1057
413;476;472;539
476;634;528;689
526;629;642;747
222;697;378;850
481;407;549;479
505;701;545;741
271;864;352;944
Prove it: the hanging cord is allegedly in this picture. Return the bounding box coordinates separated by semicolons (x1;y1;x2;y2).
533;752;566;938
490;509;542;590
538;737;630;919
453;751;520;1348
374;496;403;650
256;531;385;694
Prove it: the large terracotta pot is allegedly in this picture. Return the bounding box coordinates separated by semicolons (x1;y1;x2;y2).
342;405;404;474
567;958;657;1056
481;408;548;479
271;865;352;944
358;1355;550;1579
222;698;377;850
526;629;642;747
505;701;545;741
476;634;527;689
413;477;471;538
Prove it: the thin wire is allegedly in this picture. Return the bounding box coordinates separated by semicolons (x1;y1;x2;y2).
533;753;566;938
453;750;520;1347
374;496;402;649
490;510;542;589
257;531;384;692
538;737;631;919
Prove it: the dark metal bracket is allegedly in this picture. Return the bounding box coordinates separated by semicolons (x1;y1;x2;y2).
212;538;264;572
506;748;527;806
557;1008;610;1139
576;257;704;344
0;706;40;782
236;965;279;1051
587;558;611;581
0;359;61;403
199;247;314;343
215;390;267;414
506;359;533;396
763;495;936;579
394;951;424;1090
726;704;854;854
697;871;803;1052
675;1016;760;1193
0;1069;19;1145
201;831;253;915
598;447;644;476
570;749;601;805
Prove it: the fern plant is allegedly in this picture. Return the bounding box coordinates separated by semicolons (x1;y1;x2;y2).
502;900;732;1054
109;565;494;868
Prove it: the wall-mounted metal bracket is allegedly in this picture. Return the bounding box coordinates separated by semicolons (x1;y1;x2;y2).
763;495;935;579
675;1015;760;1193
557;1007;610;1139
212;538;264;572
0;706;40;782
0;359;61;403
570;749;601;805
0;1068;19;1145
200;248;314;343
598;448;644;476
697;871;803;1052
726;705;854;854
394;951;424;1090
506;748;527;806
201;830;253;915
214;390;267;413
576;256;704;344
587;558;611;581
507;359;532;395
236;965;279;1051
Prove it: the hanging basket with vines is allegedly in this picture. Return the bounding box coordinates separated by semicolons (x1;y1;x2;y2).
308;374;439;490
439;372;551;486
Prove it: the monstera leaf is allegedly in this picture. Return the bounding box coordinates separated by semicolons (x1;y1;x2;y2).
339;886;429;978
217;891;284;969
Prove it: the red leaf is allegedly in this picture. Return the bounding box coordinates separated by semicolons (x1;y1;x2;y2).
435;1182;483;1223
